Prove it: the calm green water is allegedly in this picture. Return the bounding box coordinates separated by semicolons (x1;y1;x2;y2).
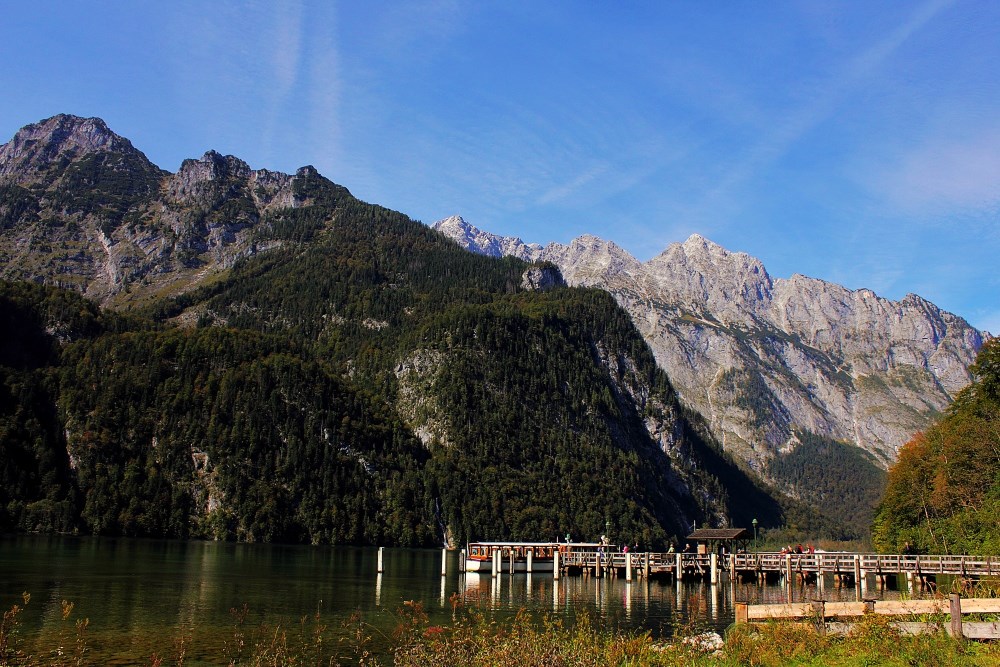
0;536;907;664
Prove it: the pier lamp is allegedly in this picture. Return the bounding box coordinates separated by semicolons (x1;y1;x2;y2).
605;520;611;543
752;518;758;552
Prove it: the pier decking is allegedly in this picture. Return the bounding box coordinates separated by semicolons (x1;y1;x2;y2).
471;546;1000;588
729;552;1000;587
450;539;999;593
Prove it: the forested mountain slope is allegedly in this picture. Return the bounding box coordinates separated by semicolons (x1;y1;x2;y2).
873;339;1000;555
434;215;988;536
0;115;796;546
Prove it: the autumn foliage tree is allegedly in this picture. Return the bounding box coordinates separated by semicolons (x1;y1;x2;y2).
872;339;1000;554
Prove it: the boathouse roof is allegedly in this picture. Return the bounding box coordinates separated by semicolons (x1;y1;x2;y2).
686;528;749;541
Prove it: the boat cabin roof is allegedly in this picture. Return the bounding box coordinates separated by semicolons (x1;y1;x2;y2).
467;541;607;548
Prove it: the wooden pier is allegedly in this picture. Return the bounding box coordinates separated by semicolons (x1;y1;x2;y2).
555;550;1000;587
448;541;999;589
729;552;1000;588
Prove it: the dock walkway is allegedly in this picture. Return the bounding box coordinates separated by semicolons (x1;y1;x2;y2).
554;550;1000;586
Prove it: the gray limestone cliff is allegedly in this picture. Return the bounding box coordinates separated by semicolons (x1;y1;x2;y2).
0;115;316;307
432;216;986;476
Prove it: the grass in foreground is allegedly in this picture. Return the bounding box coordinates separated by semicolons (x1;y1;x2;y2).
2;594;999;666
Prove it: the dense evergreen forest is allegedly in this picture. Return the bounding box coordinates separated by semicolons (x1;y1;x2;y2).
872;339;1000;555
0;168;791;547
769;430;886;540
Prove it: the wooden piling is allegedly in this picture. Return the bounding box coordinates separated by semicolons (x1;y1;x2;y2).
950;594;964;639
554;548;560;580
735;602;748;625
626;552;633;582
710;553;718;584
811;600;826;636
527;548;533;573
675;552;683;581
377;546;384;573
441;548;447;576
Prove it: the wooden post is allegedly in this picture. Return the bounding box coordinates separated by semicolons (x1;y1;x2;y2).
811;600;826;636
643;552;650;580
492;549;500;577
377;546;384;573
675;552;683;581
554;548;560;580
508;549;514;575
729;553;736;581
626;552;633;582
785;554;793;585
735;602;748;625
710;553;718;585
527;548;533;573
853;555;862;588
950;594;964;639
441;548;448;576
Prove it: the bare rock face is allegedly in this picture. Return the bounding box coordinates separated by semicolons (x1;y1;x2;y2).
0;115;315;307
0;114;149;182
434;215;541;259
521;264;566;291
432;216;986;471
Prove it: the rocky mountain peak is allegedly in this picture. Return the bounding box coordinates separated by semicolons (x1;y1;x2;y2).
169;151;254;198
431;215;540;260
434;216;986;471
0;114;153;182
645;235;773;320
295;165;320;179
179;151;253;181
543;234;641;286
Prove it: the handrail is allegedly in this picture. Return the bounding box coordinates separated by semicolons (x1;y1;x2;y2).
735;594;1000;640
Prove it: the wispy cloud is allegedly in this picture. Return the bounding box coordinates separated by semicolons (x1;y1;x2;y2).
686;0;958;221
536;164;608;205
259;2;305;162
876;128;1000;215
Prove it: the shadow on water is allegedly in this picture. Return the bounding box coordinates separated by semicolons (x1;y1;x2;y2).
0;536;930;664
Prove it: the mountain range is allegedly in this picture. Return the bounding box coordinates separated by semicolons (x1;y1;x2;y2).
431;216;986;495
0;114;986;544
0;114;798;546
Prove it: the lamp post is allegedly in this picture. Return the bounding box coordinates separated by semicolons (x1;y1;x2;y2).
752;518;758;552
605;519;611;544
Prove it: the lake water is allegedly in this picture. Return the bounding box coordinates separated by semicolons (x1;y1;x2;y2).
0;536;915;664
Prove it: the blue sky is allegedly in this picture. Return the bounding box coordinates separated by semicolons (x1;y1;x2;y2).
3;1;998;333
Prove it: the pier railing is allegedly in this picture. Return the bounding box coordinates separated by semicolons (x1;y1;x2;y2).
455;546;999;583
731;552;1000;577
735;593;1000;640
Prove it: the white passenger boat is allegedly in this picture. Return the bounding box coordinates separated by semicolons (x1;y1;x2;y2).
464;541;607;573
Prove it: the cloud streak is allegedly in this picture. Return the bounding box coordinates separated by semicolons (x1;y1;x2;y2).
686;0;958;222
877;128;1000;215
